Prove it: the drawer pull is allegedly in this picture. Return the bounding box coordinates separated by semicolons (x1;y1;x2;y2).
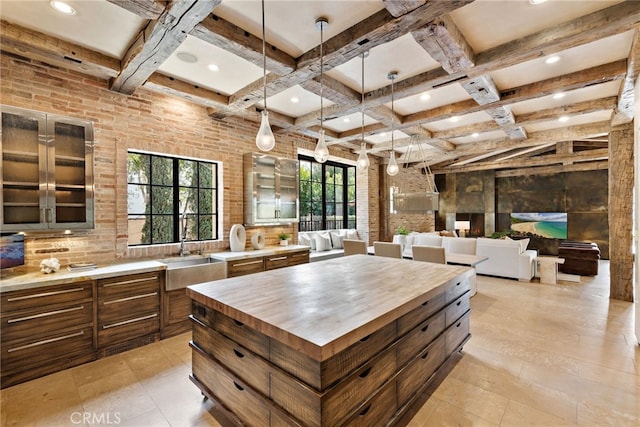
359;367;372;378
232;260;263;267
455;281;461;287
7;287;85;302
456;321;462;328
421;324;429;333
421;300;429;306
359;334;371;342
233;320;244;326
102;313;157;329
102;276;157;287
359;403;372;416
269;256;287;261
8;330;84;353
421;350;430;359
7;305;85;324
103;292;158;305
456;300;462;306
233;349;244;358
233;381;244;391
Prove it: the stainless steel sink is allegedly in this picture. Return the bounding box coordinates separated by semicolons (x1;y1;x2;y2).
159;256;227;291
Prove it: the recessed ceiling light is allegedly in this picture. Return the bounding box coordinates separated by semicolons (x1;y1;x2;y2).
449;116;460;123
176;52;198;63
558;116;569;122
529;0;547;4
471;132;479;138
343;118;351;123
553;92;565;100
545;55;560;64
50;1;76;15
380;132;387;137
290;97;299;103
207;64;219;72
420;93;431;102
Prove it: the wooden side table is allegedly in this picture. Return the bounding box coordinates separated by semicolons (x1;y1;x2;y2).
536;256;565;284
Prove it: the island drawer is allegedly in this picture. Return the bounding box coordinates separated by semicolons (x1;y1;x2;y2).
265;254;289;270
445;276;470;303
288;251;309;266
445;292;470;327
397;292;446;336
1;281;93;313
270;320;397;391
445;310;470;355
192;350;271;427
192;319;270;396
342;379;397;427
192;303;270;359
227;257;265;277
270;346;397;427
397;334;445;406
396;310;445;367
98;272;160;300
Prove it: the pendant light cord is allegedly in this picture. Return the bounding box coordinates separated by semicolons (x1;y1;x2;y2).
361;53;365;140
390;74;395;153
320;21;324;130
261;0;267;110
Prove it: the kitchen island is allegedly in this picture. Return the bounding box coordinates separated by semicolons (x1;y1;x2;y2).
187;254;474;426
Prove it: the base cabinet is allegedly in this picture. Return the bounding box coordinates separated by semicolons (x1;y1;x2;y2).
0;281;96;388
223;249;310;278
190;274;472;426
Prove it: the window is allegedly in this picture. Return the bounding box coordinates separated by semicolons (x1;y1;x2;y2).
298;155;356;231
127;152;219;245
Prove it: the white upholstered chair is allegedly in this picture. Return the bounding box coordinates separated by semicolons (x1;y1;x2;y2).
412;245;446;264
343;239;367;256
373;241;402;259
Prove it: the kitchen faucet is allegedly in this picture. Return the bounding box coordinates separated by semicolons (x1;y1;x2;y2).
179;195;190;257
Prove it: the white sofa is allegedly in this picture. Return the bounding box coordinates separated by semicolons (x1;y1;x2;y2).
475;237;537;281
297;229;361;262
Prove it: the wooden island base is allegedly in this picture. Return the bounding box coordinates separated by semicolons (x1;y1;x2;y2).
187;255;473;427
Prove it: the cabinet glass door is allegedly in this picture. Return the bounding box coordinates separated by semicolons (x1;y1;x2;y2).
1;108;47;229
254;155;277;221
47;114;94;229
277;158;298;221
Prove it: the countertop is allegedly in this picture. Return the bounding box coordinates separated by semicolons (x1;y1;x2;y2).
208;244;309;261
187;254;473;361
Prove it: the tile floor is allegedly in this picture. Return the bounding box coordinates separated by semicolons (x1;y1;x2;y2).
1;260;638;426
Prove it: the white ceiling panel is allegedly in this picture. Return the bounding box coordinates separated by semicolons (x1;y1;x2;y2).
392;83;472;116
524;110;613;133
323;113;378;133
365;129;410;145
423;111;495;132
450;129;508;145
265;85;334;117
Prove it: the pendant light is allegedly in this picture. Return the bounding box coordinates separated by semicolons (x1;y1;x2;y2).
313;17;330;163
356;51;370;171
255;0;275;151
386;71;399;176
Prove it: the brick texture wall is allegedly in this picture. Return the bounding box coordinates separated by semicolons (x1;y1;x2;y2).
1;54;379;272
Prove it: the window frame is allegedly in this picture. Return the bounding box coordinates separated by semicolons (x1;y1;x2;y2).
298;155;356;232
127;151;220;246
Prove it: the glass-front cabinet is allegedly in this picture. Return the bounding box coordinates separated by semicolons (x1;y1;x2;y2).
1;105;94;231
243;153;299;225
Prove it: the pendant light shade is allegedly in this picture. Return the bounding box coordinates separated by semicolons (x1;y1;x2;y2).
386;71;399;176
357;51;369;172
256;0;274;152
314;129;329;163
313;17;329;163
256;110;275;151
357;142;370;170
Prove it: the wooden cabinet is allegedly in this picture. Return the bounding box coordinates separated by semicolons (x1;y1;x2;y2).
97;272;161;356
0;281;96;388
189;258;473;426
227;257;266;277
243;153;299;225
224;249;310;277
1;105;94;231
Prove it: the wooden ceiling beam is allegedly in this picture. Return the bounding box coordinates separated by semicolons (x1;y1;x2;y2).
110;0;221;95
106;0;166;20
611;29;639;126
299;75;361;106
143;72;229;108
0;20;120;79
382;0;428;18
495;160;609;178
191;14;296;75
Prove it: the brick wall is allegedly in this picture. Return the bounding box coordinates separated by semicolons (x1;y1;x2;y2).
1;54;380;272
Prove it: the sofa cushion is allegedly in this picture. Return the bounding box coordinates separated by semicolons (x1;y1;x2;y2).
298;233;312;248
314;232;332;251
346;229;359;240
443;237;476;255
413;233;442;247
330;231;344;249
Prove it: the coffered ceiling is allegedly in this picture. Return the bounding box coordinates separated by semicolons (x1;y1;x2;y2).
0;0;638;175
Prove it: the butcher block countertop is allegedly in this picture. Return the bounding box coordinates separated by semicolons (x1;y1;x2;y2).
187;254;472;361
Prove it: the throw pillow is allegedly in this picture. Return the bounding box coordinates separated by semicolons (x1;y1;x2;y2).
519;238;530;253
346;229;359;240
314;233;332;251
298;233;312;248
330;231;344;249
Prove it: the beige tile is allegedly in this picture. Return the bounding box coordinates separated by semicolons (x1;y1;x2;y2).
577;399;640;427
410;399;496;426
500;400;578;427
70;354;130;388
79;382;158;426
406;396;439;427
432;376;509;424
